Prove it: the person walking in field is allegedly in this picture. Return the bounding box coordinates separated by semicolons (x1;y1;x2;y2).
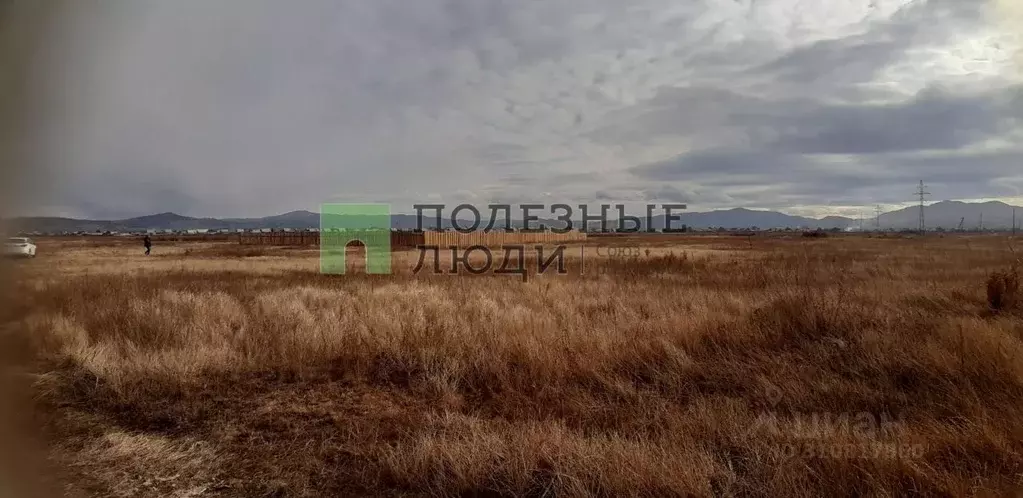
143;234;152;255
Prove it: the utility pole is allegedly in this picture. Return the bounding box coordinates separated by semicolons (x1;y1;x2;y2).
875;205;883;231
979;212;984;232
915;181;930;235
1013;207;1017;236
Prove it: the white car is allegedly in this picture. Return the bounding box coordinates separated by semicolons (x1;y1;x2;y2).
4;237;36;258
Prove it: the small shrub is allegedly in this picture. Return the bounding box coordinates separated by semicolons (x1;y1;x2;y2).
986;269;1020;311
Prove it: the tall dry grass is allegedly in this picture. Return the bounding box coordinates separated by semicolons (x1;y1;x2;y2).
3;235;1023;496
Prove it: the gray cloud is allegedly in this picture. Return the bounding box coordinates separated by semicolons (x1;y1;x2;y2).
627;81;1023;210
765;85;1020;155
18;0;1023;218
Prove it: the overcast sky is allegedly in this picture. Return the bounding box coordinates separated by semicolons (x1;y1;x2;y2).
20;0;1023;219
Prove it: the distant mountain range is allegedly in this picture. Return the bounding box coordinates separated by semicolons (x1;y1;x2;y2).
5;201;1021;233
875;200;1021;230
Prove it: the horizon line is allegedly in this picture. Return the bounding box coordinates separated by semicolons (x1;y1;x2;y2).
6;198;1023;222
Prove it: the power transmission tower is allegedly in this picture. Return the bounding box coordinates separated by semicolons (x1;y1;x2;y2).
915;181;930;235
875;205;883;231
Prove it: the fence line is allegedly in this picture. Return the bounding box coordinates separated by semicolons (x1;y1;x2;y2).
423;230;586;246
237;231;586;247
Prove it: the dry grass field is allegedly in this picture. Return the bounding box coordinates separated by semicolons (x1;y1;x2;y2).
1;234;1022;496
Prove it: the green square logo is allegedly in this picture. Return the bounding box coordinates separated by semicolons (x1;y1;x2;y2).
320;203;391;274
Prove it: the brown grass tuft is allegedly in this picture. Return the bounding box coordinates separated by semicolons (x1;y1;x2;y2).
986;268;1019;312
